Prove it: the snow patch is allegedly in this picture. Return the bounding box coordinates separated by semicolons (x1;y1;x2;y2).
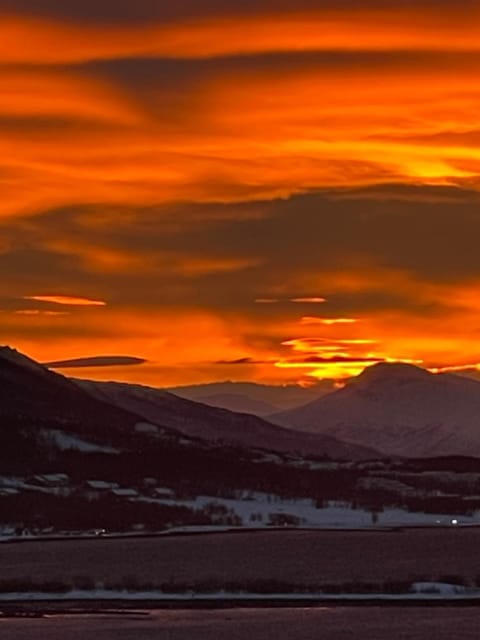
411;582;468;595
134;422;160;434
48;431;120;454
0;586;478;602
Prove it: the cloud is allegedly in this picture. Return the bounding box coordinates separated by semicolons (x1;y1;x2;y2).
255;298;279;304
214;357;268;365
2;1;480;385
43;355;147;368
14;309;70;317
282;337;377;351
301;317;358;325
2;4;480;65
254;297;326;304
2;1;478;23
23;295;107;306
277;355;383;365
2;47;480;221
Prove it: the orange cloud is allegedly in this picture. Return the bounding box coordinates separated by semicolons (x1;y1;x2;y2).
301;317;358;325
24;295;107;306
2;43;480;221
2;7;480;64
14;309;70;316
5;274;480;386
2;5;480;387
255;298;279;304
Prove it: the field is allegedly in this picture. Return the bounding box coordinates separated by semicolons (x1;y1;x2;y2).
1;607;480;640
1;528;480;589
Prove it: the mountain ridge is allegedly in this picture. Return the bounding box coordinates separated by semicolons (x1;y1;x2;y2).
0;345;377;461
76;377;378;460
272;362;480;457
167;380;333;415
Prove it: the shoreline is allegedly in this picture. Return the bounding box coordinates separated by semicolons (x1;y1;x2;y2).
2;521;478;545
3;592;480;616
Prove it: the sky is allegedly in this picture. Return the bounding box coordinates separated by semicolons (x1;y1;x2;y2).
2;0;480;386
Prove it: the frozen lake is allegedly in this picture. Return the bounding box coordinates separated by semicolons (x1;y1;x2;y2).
1;607;480;639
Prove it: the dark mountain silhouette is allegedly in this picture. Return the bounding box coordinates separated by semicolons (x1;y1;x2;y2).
168;380;333;415
184;392;278;416
0;346;377;461
76;378;378;460
0;346;140;438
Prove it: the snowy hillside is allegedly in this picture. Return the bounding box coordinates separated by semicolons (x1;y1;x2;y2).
272;363;480;457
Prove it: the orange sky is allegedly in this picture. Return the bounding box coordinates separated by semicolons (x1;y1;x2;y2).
2;1;480;386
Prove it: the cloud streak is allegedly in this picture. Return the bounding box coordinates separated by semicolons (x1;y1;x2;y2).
23;295;107;306
44;355;147;368
2;4;480;65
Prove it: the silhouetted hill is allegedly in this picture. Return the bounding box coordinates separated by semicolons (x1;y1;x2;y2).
0;346;140;438
168;380;333;415
77;378;378;460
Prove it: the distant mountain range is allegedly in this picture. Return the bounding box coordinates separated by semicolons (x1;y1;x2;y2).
0;346;375;461
77;378;376;460
272;362;480;458
7;344;480;461
4;346;480;535
167;381;333;416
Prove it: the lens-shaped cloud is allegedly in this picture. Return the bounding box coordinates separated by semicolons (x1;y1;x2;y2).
44;355;146;368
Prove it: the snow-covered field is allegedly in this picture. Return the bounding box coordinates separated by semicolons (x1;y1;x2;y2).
145;493;479;529
2;472;479;540
0;583;477;602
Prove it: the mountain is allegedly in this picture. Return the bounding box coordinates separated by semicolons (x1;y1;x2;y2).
168;381;333;416
176;392;279;417
0;346;140;436
0;347;380;533
0;345;377;462
272;362;480;457
0;345;166;474
76;378;377;460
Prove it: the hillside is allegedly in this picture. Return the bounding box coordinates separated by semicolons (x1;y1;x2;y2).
168;381;332;415
77;378;377;460
0;346;142;437
272;363;480;457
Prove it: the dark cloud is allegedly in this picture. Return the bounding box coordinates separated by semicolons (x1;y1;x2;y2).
44;356;147;368
214;357;268;365
287;356;383;364
0;0;475;24
2;184;480;323
0;248;81;293
84;50;468;81
74;51;480;122
0;0;285;23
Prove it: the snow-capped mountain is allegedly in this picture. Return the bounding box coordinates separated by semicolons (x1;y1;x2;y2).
272;363;480;457
76;378;378;460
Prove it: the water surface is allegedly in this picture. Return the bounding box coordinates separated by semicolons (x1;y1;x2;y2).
1;607;479;639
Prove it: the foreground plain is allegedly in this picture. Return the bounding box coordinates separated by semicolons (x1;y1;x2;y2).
1;528;480;588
